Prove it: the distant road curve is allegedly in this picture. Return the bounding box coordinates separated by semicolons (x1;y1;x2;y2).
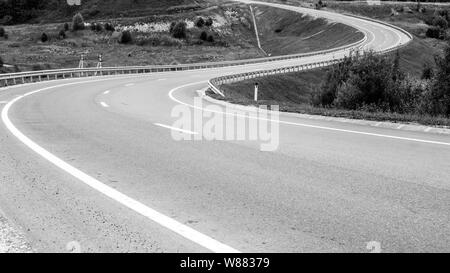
2;1;445;254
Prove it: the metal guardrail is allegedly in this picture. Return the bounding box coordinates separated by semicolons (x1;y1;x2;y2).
0;34;367;88
208;17;413;97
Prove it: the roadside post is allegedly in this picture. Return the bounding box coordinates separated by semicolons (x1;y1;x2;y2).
96;54;103;75
78;54;85;69
254;82;259;102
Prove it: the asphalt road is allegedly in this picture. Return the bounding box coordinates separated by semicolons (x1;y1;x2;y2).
1;1;449;253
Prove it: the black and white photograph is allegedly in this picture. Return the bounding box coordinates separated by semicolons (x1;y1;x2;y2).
0;0;449;261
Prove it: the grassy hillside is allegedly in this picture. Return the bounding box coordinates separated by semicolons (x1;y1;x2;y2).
0;3;263;71
0;0;203;24
254;5;364;56
0;2;363;71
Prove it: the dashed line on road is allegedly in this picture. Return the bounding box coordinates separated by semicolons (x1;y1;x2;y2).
154;123;198;135
2;80;240;254
103;90;111;95
100;102;109;108
125;83;135;87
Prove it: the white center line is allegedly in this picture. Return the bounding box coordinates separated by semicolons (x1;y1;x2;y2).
103;90;110;95
100;102;109;108
154;123;198;135
157;78;167;81
125;83;135;87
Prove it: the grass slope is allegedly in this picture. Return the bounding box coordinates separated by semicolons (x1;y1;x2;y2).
254;5;364;55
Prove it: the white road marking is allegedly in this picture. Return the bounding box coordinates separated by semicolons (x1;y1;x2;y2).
169;82;450;147
103;90;110;95
157;78;167;81
154;123;198;135
1;80;240;253
125;83;135;87
100;102;109;108
0;101;8;104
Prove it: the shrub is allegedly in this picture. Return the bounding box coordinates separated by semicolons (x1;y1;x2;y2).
432;15;448;29
72;13;85;31
195;17;205;28
421;62;434;80
172;21;187;39
64;22;69;31
104;22;115;32
91;22;103;32
426;27;445;39
0;27;4;37
41;32;48;42
205;17;213;27
59;30;66;39
169;22;176;33
119;30;133;44
429;40;450;116
200;31;208;41
207;34;214;43
318;52;405;111
0;56;3;67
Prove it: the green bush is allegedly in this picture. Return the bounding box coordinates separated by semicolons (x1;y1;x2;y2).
0;27;5;37
205;17;213;27
72;13;85;31
432;15;448;29
0;56;3;67
91;23;103;32
317;47;450;118
41;32;48;42
172;21;187;39
200;31;208;41
195;17;205;28
104;22;115;32
59;29;66;39
207;34;214;43
426;27;445;39
429;40;450;116
64;22;69;31
421;62;434;80
119;30;133;44
169;22;176;33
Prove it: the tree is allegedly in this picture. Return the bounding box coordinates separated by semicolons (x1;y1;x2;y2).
392;50;404;82
0;27;4;37
104;22;115;32
195;17;205;28
421;62;434;80
172;21;187;39
119;30;133;44
64;22;69;31
430;40;450;116
432;15;448;30
0;56;3;68
41;32;48;42
200;31;208;41
59;29;66;39
205;18;213;27
72;13;85;31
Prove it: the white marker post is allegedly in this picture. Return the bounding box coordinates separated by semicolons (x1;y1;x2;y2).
254;83;259;102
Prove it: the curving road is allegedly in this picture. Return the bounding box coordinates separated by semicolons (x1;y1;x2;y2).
1;1;449;253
